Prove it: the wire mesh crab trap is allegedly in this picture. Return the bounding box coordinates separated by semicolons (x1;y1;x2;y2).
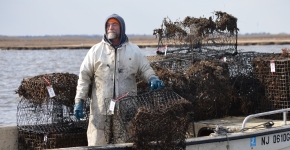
149;58;235;121
16;73;90;149
153;11;239;58
103;88;194;150
252;53;290;119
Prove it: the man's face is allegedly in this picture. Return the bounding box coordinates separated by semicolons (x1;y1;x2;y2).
106;22;120;40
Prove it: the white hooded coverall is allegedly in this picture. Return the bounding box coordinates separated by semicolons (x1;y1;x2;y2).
75;14;157;146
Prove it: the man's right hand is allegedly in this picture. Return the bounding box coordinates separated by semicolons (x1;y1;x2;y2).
74;100;84;120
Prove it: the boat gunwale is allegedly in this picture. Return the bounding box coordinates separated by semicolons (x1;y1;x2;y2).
186;125;290;145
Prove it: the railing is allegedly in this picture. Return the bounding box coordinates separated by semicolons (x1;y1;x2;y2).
241;108;290;132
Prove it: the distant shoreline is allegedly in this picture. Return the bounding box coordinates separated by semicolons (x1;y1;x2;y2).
1;34;290;50
1;42;290;50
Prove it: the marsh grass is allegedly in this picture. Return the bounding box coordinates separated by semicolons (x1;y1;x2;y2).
238;34;290;45
0;34;290;49
0;35;158;49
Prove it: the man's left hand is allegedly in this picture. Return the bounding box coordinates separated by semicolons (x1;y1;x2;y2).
148;77;165;90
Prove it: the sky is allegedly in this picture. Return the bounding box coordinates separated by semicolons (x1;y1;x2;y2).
0;0;289;36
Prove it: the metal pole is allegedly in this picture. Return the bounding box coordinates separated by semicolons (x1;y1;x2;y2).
283;111;287;125
242;108;290;132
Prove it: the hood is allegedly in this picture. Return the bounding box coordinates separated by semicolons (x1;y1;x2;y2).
104;14;128;48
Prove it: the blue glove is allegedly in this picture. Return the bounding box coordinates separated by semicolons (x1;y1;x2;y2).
148;77;165;90
74;101;84;120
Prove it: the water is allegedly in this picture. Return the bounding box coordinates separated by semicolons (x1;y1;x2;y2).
0;45;289;126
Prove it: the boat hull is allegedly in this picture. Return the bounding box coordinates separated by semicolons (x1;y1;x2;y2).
186;127;290;150
1;125;290;150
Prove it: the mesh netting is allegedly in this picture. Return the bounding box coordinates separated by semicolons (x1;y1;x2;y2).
18;128;87;149
103;88;193;149
17;98;89;133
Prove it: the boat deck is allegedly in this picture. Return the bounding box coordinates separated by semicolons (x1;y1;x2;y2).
194;116;289;135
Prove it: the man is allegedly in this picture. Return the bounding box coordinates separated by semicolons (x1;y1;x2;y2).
74;14;164;146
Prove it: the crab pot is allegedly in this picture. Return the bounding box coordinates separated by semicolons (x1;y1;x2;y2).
15;73;79;105
225;52;272;116
16;73;91;149
253;57;290;119
148;59;235;121
17;97;90;149
106;88;194;150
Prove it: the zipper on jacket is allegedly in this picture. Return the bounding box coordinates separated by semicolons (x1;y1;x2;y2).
113;47;117;99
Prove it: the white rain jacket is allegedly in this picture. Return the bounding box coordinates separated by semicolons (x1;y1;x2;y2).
75;14;157;146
